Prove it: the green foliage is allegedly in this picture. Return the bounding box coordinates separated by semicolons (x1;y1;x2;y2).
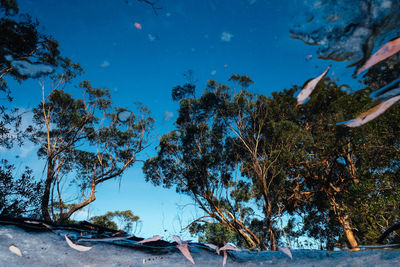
90;214;118;230
361;55;400;90
145;75;309;250
0;159;42;217
190;222;239;247
228;74;254;89
0;107;24;149
0;0;85;222
149;72;400;249
277;78;400;247
172;83;196;101
144;77;267;248
29;79;154;222
171;70;197;101
0;0;81;98
90;210;140;233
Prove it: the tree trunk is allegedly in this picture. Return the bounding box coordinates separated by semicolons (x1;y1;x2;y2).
262;190;276;250
238;229;259;249
268;227;276;251
234;218;265;249
41;158;54;221
59;180;97;223
330;197;359;250
338;215;359;249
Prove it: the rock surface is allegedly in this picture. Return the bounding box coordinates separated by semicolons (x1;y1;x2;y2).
1;225;400;266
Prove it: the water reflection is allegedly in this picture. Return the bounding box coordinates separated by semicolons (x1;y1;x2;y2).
290;0;400;67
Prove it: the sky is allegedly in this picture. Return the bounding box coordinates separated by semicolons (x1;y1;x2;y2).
2;0;371;241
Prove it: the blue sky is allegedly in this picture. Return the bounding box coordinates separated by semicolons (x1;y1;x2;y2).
4;0;364;240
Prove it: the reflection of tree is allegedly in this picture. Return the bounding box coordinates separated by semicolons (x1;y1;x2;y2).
0;0;80;218
29;77;154;222
362;56;400;90
291;2;400;245
144;78;266;249
90;210;140;233
1;0;77;148
0;159;43;216
290;0;400;72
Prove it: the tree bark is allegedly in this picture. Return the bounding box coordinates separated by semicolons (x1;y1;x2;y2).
338;215;359;249
268;227;276;251
260;174;276;251
330;197;359;249
238;229;259;249
58;180;97;222
41;158;54;221
210;200;262;249
264;202;277;251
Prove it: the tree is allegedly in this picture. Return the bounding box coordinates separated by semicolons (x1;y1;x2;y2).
171;70;196;101
0;159;42;216
145;76;308;250
189;222;240;247
0;0;78;147
90;210;140;233
281;78;400;249
288;0;400;247
221;82;308;251
29;77;154;222
361;55;400;90
343;88;400;245
0;0;80;99
144;79;264;249
0;0;76;219
292;80;364;248
171;83;196;102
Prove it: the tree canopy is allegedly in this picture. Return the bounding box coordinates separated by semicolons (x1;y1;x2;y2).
145;74;400;250
28;78;154;222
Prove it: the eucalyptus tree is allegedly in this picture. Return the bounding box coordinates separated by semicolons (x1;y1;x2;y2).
0;0;80;148
0;0;82;218
0;159;42;216
221;82;309;251
144;75;307;250
90;210;140;233
343;89;400;245
189;222;241;247
29;78;154;222
144;79;265;249
283;78;400;248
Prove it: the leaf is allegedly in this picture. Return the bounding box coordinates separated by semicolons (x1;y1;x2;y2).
357;38;400;74
297;67;330;105
219;243;240;266
204;243;220;254
65;235;92;252
24;220;53;231
9;245;22;256
370;78;400;100
78;235;135;242
138;235;163;244
278;246;293;259
134;22;142;30
223;250;228;267
337;95;400;127
172;235;182;245
176;243;195;264
373;88;400;100
173;235;194;264
219;243;241;252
